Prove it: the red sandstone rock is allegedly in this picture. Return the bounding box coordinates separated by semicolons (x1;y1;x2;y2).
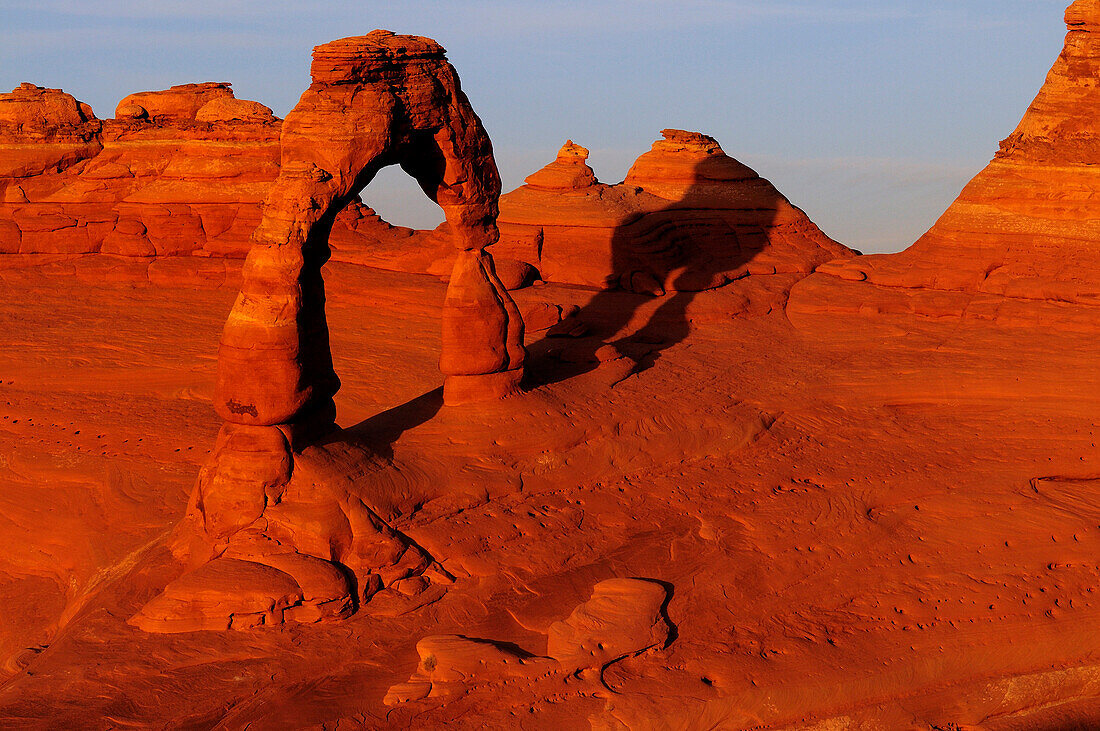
136;31;524;633
115;82;235;121
383;579;669;705
0;84;101;185
195;96;277;123
493;131;851;291
522;139;597;191
216;30;523;426
0;81;408;260
0;104;846;296
546;578;670;670
797;0;1100;311
10;5;1100;728
0;82;280;256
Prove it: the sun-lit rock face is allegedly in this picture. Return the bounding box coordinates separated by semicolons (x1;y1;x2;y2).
0;81;406;259
133;31;524;634
0;81;279;257
115;82;238;121
801;0;1100;308
215;30;524;428
0;84;101;193
493;129;851;292
522;140;598;191
8;5;1100;727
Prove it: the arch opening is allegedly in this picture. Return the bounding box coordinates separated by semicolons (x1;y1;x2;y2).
213;31;526;435
361;165;445;231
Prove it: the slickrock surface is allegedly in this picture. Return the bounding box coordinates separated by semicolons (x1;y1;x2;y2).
2;244;1100;728
4;4;1100;729
790;0;1100;321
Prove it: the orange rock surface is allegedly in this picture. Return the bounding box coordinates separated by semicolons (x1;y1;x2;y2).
3;5;1100;730
494;130;851;292
0;81;421;262
130;31;525;636
791;0;1100;320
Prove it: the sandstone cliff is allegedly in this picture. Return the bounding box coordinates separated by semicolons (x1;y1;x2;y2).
796;0;1100;311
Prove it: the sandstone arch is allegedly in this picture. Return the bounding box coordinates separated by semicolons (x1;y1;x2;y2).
217;30;523;433
132;32;525;632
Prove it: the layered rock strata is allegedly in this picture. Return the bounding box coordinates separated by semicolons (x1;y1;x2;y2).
0;82;399;259
799;0;1100;308
1;93;846;296
133;31;524;632
493;130;851;292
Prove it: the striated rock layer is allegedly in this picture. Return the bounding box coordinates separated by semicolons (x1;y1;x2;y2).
132;31;525;634
0;87;846;296
0;81;412;260
493;130;851;293
795;0;1100;314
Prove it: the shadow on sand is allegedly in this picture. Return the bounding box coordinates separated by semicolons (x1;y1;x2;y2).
338;152;782;448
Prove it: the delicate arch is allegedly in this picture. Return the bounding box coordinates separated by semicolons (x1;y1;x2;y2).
214;31;524;431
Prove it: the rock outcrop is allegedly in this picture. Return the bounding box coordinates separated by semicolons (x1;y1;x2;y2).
132;31;524;633
0;92;846;296
492;130;851;292
384;579;671;705
0;81;406;259
0;81;279;257
0;84;100;181
795;0;1100;311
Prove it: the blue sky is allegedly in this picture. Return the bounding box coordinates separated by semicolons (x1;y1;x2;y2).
0;0;1071;252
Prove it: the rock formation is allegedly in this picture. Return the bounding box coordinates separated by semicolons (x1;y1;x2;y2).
0;81;409;260
9;4;1100;728
0;91;846;294
384;579;670;705
795;0;1100;311
0;83;100;180
132;31;524;633
492;130;851;292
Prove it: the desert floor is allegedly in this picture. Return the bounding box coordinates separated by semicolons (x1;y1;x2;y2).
1;255;1099;729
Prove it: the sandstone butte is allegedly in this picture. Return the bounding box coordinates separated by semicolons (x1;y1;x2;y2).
1;3;1100;729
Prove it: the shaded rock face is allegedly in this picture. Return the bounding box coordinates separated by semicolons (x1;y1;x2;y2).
493;129;850;292
808;0;1100;306
132;31;524;633
508;131;853;392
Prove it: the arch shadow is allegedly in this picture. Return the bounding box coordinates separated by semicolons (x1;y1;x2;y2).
522;153;781;389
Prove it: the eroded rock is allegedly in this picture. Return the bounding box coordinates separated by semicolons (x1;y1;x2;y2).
546;578;671;670
385;579;672;706
133;31;524;633
795;0;1100;316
